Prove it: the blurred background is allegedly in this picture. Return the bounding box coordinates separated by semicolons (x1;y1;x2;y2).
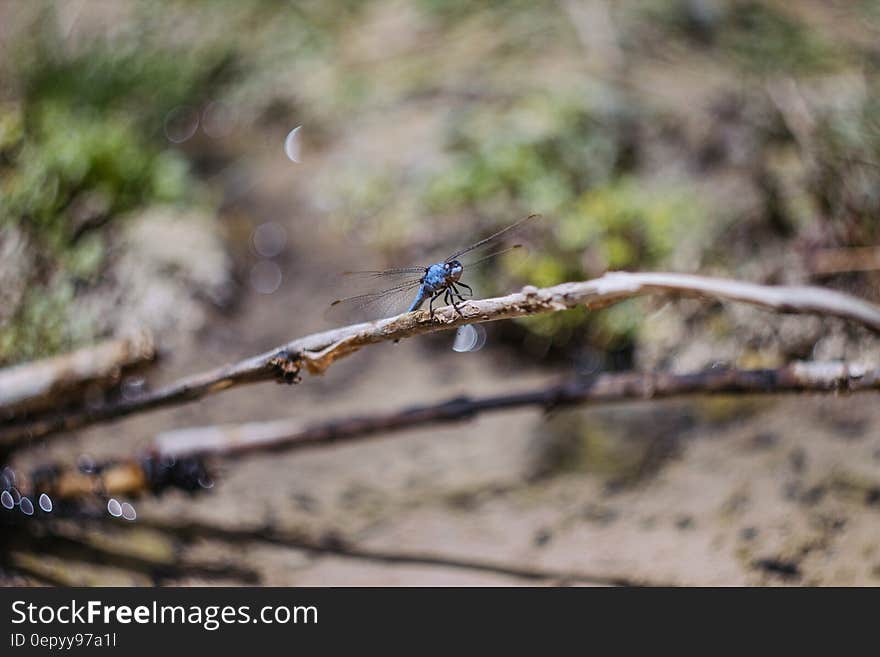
1;0;880;585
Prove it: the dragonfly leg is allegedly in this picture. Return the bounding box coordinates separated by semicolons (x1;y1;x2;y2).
456;282;474;297
429;290;444;321
446;287;465;318
451;283;469;302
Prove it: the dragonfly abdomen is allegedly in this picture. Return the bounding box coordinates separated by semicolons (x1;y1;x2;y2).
407;286;430;312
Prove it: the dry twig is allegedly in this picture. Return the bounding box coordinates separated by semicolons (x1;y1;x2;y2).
135;519;647;586
155;360;880;459
0;332;154;419
808;246;880;275
3;272;880;446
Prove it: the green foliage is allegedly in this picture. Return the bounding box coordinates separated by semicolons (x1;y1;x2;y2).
423;94;706;352
808;92;880;245
416;0;531;22
0;280;95;365
560;178;696;268
0;4;234;363
718;2;841;74
1;4;234;254
1;103;193;252
16;6;238;126
647;0;843;75
518;178;705;350
425;94;629;218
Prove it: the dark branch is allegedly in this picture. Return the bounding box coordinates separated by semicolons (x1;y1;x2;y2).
155;360;880;459
134;519;650;586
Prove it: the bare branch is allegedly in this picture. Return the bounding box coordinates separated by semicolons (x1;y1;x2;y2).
0;332;155;419
156;360;880;459
3;272;880;446
7;522;260;585
135;519;652;586
807;246;880;275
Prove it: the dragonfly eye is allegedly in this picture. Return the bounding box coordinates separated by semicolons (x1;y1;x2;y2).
448;260;463;280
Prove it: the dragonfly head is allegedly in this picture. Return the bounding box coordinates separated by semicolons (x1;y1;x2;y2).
445;260;463;283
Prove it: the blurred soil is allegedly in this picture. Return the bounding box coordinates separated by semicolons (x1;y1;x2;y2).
3;0;880;585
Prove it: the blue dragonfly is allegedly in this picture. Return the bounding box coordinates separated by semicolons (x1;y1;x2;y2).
329;214;539;321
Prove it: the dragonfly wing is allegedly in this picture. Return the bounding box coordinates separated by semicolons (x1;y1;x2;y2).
445;213;540;262
325;278;424;322
461;243;526;269
452;244;530;304
341;266;426;279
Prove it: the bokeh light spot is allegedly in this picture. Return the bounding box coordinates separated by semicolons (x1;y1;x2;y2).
121;502;137;521
284;125;302;163
452;324;487;353
202;101;236;139
252;221;287;258
164;105;200;143
38;493;53;513
250;260;283;295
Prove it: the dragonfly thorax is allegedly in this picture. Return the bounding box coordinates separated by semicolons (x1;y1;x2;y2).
422;261;463;292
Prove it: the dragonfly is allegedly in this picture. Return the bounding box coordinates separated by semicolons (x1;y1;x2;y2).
329;214;540;321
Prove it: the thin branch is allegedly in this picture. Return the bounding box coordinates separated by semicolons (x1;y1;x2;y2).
135;519;651;586
0;331;154;419
5;524;260;585
807;246;880;275
155;360;880;459
3;272;880;446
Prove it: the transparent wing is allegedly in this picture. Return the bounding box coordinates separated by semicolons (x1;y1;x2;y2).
445;213;541;262
452;243;530;304
325;277;423;322
341;266;426;279
460;243;526;270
